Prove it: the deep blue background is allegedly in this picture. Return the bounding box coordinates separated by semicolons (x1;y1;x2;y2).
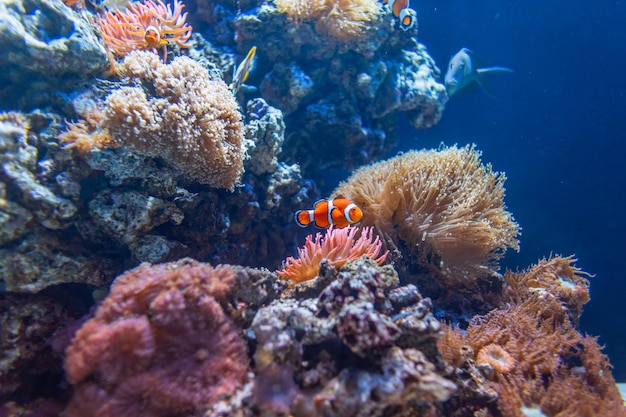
391;1;626;379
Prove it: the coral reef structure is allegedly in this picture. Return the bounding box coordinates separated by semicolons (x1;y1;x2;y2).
210;257;457;416
63;259;249;416
230;0;447;180
333;145;520;284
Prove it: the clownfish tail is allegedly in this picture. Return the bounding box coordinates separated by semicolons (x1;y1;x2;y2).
295;210;310;227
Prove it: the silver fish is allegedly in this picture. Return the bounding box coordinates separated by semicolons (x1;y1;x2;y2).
444;48;513;97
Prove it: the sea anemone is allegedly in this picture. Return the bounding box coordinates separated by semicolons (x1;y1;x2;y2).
276;225;388;284
476;343;516;374
95;0;192;62
273;0;381;41
333;145;520;282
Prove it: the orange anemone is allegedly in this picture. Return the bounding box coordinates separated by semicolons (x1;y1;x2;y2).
276;225;388;285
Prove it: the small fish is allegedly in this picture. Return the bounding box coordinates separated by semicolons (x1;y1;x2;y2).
445;48;513;97
295;196;363;229
385;0;417;31
229;46;257;95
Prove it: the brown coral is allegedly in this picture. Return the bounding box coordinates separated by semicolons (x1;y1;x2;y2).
95;0;192;61
62;51;245;189
503;255;591;324
333;145;520;282
275;225;388;284
63;258;249;417
437;256;625;417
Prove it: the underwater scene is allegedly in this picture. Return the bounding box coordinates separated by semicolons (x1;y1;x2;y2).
1;0;625;415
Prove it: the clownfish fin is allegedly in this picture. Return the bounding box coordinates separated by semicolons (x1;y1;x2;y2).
330;207;344;223
295;210;311;227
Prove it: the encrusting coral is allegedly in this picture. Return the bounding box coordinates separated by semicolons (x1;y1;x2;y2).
61;51;245;190
333;145;520;282
95;0;193;61
437;256;626;417
276;225;388;284
63;258;249;417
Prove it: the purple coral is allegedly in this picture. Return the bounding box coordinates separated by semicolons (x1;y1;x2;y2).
63;259;248;417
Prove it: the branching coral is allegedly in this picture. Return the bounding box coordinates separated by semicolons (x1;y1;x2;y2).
61;51;245;189
273;0;382;41
63;258;248;417
503;255;591;324
333;145;520;282
276;225;388;284
95;0;192;61
437;256;624;417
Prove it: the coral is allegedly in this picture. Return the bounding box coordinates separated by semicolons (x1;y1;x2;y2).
95;0;192;60
63;259;249;417
316;0;382;42
475;343;516;374
248;258;455;416
503;255;591;324
276;225;388;284
273;0;381;41
437;256;625;417
272;0;328;22
63;51;246;189
234;0;446;176
59;106;114;154
333;145;520;283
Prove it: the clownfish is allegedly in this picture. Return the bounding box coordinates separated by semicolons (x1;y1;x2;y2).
295;196;363;229
383;0;417;31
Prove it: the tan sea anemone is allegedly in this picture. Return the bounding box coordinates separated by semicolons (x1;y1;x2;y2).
333;145;520;282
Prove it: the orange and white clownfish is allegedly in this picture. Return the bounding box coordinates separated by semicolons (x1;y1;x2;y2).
295;196;363;229
384;0;417;31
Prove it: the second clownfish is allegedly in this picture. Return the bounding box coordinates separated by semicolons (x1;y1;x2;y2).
295;197;363;229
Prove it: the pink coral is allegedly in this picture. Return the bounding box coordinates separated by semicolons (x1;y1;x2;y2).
95;0;192;61
63;259;248;417
276;225;388;284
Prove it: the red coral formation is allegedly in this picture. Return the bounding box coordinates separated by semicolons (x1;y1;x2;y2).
95;0;192;61
275;225;388;284
63;258;248;417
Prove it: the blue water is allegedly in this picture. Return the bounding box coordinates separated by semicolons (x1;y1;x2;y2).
391;1;626;379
